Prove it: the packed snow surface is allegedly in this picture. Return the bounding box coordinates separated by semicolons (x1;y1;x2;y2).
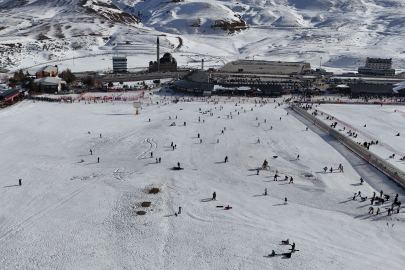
0;94;405;269
313;104;405;171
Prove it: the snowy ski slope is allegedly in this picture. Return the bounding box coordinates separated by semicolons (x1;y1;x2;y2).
0;93;404;269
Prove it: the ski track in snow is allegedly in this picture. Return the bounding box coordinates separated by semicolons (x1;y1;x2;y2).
136;137;157;159
0;170;114;243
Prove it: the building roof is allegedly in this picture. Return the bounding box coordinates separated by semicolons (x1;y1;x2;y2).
187;70;209;83
219;60;309;74
35;77;62;85
0;89;20;101
348;84;394;94
160;53;176;64
366;58;392;63
173;80;214;91
37;65;58;74
0;68;10;73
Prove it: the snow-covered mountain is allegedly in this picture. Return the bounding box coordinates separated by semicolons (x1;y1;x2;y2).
1;0;405;73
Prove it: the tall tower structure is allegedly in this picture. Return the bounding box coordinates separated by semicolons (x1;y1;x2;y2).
157;37;160;72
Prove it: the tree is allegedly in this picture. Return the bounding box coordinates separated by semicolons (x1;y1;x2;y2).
59;69;76;84
108;82;114;88
8;78;18;89
13;70;25;82
83;77;95;88
119;80;123;85
24;78;38;93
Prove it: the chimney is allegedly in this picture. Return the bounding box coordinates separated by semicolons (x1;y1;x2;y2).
157;37;159;63
157;37;160;72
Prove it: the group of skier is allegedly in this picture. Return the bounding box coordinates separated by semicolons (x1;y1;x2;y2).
366;191;401;216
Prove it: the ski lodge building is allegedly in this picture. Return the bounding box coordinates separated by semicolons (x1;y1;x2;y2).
36;65;58;78
34;77;67;93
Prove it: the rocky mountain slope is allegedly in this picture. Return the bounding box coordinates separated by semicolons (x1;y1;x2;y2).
0;0;404;72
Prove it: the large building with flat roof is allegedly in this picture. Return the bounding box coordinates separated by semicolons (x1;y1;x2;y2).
219;60;310;75
112;56;128;73
358;58;395;76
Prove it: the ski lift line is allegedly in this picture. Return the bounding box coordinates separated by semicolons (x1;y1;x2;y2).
315;108;405;157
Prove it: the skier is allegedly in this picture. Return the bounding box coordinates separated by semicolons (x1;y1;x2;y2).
225;156;228;163
200;139;202;144
178;207;181;214
380;190;383;197
353;193;357;200
330;167;333;173
290;243;296;252
19;179;22;186
284;197;287;205
151;152;153;158
156;158;158;163
213;192;216;200
388;208;391;216
257;138;260;143
171;142;173;147
159;157;161;163
98;157;99;163
369;206;374;214
177;162;180;168
273;174;278;181
222;130;224;134
360;178;364;185
376;208;380;215
297;154;300;160
225;205;231;210
270;126;273;130
172;146;175;150
280;117;281;120
289;177;293;184
100;134;102;138
323;167;327;172
371;197;375;205
269;250;276;257
149;118;151;122
184;122;186;126
306;127;308;131
90;149;92;155
198;133;200;138
264;188;267;196
257;168;260;175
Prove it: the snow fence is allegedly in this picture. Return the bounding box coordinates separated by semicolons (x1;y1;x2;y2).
291;105;405;189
